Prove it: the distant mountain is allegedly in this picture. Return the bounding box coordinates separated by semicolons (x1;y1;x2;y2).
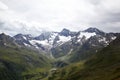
51;28;116;60
59;28;77;37
0;33;17;47
0;33;52;80
49;35;120;80
0;27;119;80
13;27;117;60
14;34;33;46
67;31;116;62
84;27;105;35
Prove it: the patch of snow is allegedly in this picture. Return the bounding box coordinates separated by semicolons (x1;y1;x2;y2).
4;43;6;46
23;43;30;47
49;33;58;45
68;49;73;54
29;40;36;46
58;36;71;42
35;46;39;49
111;36;116;40
98;37;109;44
78;32;96;39
77;32;96;43
103;36;116;46
29;39;53;50
77;38;81;42
23;36;27;40
98;37;106;42
29;40;50;46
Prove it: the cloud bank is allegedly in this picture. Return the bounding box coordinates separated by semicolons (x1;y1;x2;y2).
0;0;120;36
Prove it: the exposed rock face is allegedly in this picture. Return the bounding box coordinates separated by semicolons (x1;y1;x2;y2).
12;28;116;58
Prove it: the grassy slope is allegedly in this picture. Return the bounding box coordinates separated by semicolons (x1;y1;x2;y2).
0;46;52;80
49;36;120;80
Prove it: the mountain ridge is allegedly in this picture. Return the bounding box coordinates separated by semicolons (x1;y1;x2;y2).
0;27;119;80
0;27;117;60
48;34;120;80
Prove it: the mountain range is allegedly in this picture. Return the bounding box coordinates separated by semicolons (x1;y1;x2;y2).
0;27;119;80
48;34;120;80
13;28;116;62
1;27;117;62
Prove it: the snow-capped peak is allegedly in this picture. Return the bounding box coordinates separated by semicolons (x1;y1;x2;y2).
13;27;117;54
59;28;70;36
84;27;104;35
78;32;96;39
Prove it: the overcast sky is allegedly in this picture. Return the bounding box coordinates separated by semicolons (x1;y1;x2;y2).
0;0;120;36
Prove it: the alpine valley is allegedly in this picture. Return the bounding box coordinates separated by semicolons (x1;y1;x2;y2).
0;27;120;80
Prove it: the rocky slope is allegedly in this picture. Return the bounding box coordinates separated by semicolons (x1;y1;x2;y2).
0;27;119;80
13;28;116;61
48;35;120;80
0;33;52;80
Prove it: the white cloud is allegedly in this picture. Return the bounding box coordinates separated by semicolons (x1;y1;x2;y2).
0;1;8;10
0;0;120;36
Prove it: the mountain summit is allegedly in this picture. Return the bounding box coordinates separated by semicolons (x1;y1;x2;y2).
84;27;105;35
12;27;117;59
0;27;115;59
59;28;70;36
0;27;119;80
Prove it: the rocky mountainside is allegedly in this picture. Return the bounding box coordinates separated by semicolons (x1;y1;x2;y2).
0;27;116;61
0;33;52;80
13;28;116;61
0;27;119;80
48;34;120;80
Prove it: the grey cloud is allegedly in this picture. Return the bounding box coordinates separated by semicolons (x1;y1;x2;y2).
0;0;120;36
0;1;8;10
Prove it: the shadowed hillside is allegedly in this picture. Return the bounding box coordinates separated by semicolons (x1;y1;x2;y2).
48;35;120;80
